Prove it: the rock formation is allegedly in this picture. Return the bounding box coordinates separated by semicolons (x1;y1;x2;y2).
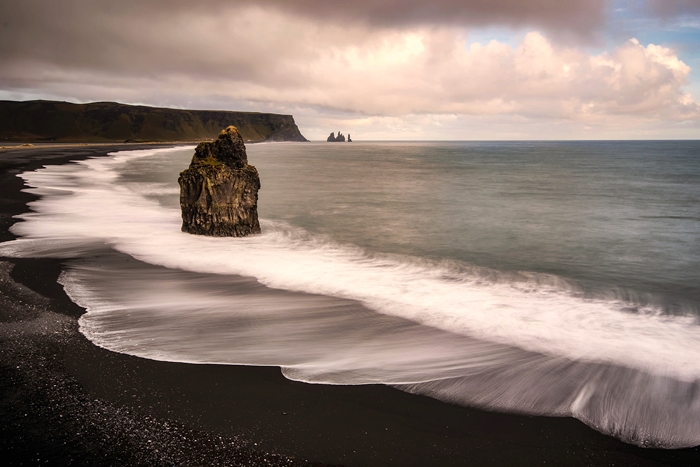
178;126;261;236
327;131;348;142
347;134;352;142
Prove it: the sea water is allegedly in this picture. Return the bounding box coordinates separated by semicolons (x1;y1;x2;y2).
1;141;699;448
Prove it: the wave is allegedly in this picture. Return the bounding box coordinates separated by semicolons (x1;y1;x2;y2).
1;147;699;448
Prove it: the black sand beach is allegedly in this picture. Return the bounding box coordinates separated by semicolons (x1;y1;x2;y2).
1;145;699;466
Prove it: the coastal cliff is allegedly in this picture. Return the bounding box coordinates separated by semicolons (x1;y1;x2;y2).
0;100;307;143
178;126;261;237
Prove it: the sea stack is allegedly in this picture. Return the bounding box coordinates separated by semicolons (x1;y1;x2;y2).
327;131;347;142
178;126;261;236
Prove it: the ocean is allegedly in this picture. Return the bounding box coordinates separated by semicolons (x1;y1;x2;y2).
1;141;699;449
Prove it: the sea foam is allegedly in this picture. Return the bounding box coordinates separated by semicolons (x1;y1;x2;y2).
2;149;699;380
1;147;699;447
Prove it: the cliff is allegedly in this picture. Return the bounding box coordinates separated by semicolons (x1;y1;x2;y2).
178;126;261;237
0;100;307;143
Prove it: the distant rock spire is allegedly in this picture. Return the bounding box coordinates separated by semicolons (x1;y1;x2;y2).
327;131;352;142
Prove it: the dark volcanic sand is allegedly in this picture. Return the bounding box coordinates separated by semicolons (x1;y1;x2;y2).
1;145;699;466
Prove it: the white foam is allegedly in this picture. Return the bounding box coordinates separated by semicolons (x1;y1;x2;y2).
1;148;699;383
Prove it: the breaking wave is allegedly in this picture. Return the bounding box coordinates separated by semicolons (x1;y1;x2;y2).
1;147;699;448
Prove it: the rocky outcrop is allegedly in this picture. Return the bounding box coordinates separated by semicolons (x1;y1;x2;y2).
178;126;261;237
327;131;347;142
0;100;307;143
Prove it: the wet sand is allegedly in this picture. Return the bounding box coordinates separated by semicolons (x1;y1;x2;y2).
1;145;699;466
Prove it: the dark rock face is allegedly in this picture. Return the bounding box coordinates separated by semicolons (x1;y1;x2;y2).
178;126;261;236
191;128;248;169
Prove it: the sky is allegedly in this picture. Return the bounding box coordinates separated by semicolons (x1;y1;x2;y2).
1;0;700;140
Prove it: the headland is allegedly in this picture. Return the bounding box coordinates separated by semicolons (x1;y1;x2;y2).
0;100;307;144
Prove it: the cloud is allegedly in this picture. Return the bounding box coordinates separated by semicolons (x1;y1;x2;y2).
0;1;608;78
241;0;608;36
647;0;700;17
0;0;608;36
0;0;697;139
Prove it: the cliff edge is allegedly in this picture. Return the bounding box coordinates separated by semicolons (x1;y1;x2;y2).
178;126;261;237
0;100;307;143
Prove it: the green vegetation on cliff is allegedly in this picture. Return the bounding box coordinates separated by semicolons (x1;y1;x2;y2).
0;100;307;143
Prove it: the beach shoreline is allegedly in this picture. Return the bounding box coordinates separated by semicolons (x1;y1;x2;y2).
1;145;699;466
